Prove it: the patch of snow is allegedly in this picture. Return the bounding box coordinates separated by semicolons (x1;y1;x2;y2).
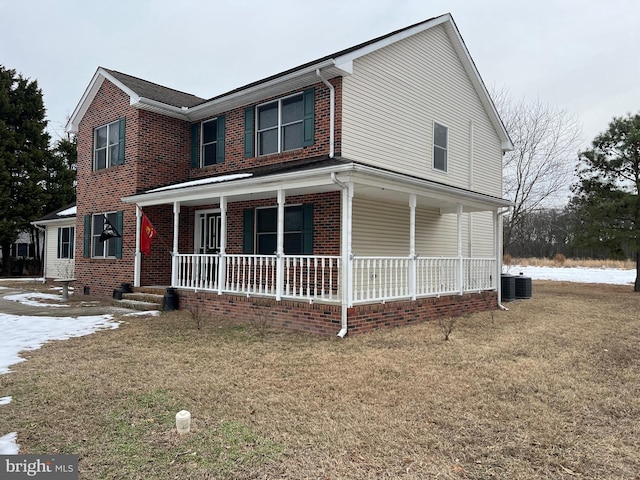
0;432;18;455
56;206;76;216
147;173;253;192
504;265;635;285
0;312;119;454
0;278;44;283
4;292;69;308
122;310;161;317
0;313;119;375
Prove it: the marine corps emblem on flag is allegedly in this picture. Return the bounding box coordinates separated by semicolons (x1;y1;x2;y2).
141;213;157;255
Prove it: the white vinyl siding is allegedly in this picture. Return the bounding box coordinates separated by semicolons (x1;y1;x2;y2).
341;24;503;198
351;197;488;258
44;220;76;280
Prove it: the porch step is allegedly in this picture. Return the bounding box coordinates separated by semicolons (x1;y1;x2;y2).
115;292;164;311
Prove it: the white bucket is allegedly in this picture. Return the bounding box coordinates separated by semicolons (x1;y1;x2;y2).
175;410;191;434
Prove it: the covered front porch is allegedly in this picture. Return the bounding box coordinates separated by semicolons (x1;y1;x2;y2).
123;159;509;336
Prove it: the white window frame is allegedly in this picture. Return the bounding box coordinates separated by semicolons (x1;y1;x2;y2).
91;212;118;258
58;226;75;259
256;92;304;156
200;118;218;167
93;120;121;170
433;121;448;172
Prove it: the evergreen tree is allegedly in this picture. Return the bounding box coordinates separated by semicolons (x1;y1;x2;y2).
0;66;50;275
45;136;77;213
571;113;640;290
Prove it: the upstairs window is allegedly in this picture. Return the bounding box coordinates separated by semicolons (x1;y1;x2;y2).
258;94;304;155
200;117;225;166
94;118;125;170
247;88;315;157
433;122;448;172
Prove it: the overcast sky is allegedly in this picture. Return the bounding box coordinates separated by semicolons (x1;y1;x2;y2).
1;0;638;149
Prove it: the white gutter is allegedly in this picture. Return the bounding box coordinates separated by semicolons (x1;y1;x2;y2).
331;172;349;338
316;69;335;158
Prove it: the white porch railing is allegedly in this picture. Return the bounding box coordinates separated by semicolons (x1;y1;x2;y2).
174;254;495;305
176;254;342;302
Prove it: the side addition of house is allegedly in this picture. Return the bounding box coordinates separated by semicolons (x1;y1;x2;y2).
66;13;512;336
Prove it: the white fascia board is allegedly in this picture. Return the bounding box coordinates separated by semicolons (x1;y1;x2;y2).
122;164;353;207
185;60;336;121
133;97;190;120
66;68;141;134
333;14;451;67
31;218;76;227
66;71;105;134
344;164;512;209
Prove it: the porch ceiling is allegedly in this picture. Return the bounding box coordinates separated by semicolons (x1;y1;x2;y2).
122;160;511;213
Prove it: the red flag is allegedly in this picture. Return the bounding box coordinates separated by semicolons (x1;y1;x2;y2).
141;213;157;255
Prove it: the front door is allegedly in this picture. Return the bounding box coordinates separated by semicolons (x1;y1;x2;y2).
195;210;221;288
196;211;221;254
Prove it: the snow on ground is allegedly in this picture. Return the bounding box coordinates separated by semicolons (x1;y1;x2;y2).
0;432;18;455
0;313;119;375
0;312;120;454
505;265;635;285
122;310;161;317
4;292;70;308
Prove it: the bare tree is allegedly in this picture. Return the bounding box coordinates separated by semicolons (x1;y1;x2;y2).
492;88;583;253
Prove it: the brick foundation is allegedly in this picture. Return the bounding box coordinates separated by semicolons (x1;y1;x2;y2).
177;289;497;336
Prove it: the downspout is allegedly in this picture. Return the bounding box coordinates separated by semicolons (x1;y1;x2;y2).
332;172;348;337
496;207;510;311
32;223;46;282
316;69;335;158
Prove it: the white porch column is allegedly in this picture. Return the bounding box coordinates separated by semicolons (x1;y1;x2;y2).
134;205;142;287
218;196;227;295
171;201;180;287
276;189;285;301
342;182;354;309
409;194;417;300
457;203;464;295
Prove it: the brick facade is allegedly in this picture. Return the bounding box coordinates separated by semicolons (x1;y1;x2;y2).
75;77;341;297
177;289;497;337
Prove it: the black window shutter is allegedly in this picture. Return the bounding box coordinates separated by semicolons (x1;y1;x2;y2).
83;215;91;258
302;203;313;254
191;123;200;168
216;115;226;164
243;208;254;254
116;117;126;165
115;211;123;259
302;88;315;146
57;228;62;258
244;107;254;158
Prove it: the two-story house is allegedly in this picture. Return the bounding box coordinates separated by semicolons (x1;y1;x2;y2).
66;13;512;336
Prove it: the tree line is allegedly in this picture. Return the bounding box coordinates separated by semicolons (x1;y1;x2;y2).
0;65;76;275
496;87;640;290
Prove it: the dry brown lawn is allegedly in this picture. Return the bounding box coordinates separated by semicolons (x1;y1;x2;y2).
1;281;639;479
